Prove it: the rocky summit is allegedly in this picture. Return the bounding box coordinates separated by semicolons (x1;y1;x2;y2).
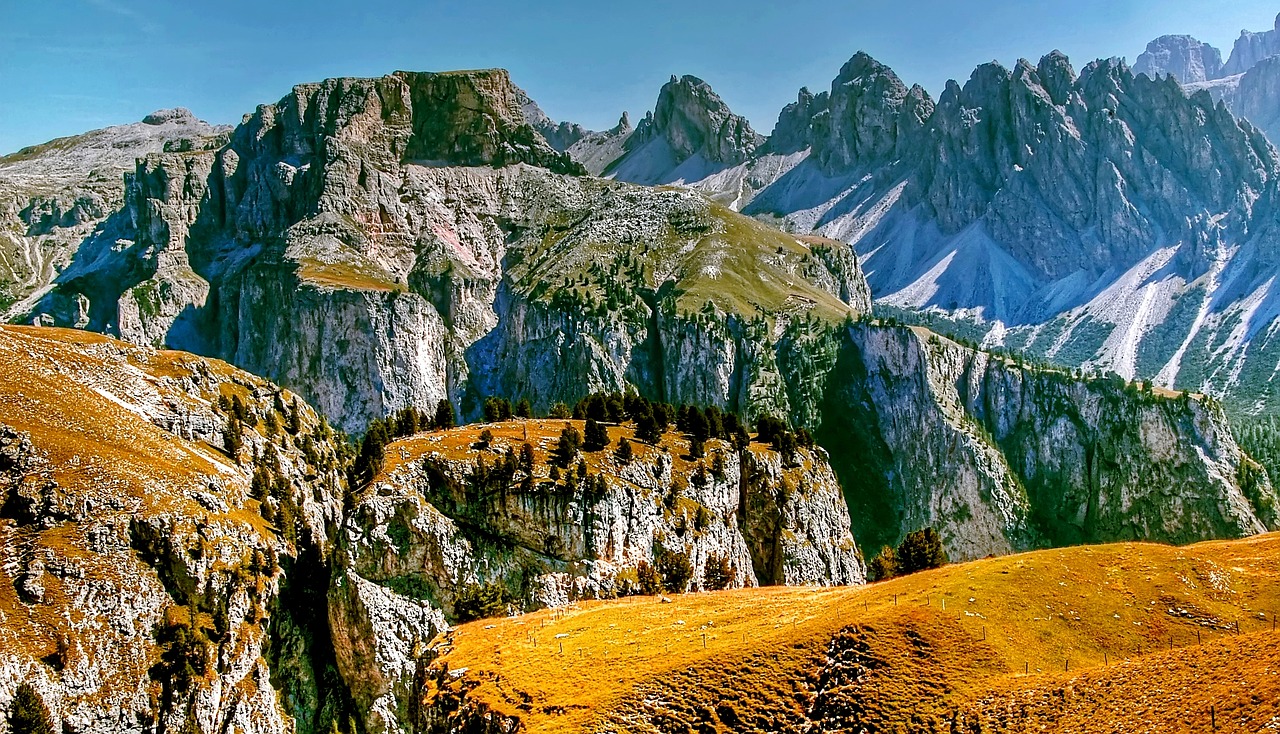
591;46;1280;416
6;20;1280;733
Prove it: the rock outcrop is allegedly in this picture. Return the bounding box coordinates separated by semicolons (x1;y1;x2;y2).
0;325;351;734
595;49;1280;415
820;323;1275;558
1222;13;1280;76
25;68;868;433
333;419;860;730
0;111;230;321
609;75;765;184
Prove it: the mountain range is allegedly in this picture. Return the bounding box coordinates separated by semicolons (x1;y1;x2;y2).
6;13;1280;734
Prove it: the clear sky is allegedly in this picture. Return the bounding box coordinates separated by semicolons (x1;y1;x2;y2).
2;1;1278;153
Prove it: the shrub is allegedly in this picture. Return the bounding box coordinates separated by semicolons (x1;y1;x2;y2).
8;684;53;734
897;528;948;575
453;582;513;623
656;549;693;594
702;553;733;591
636;561;662;596
867;545;899;582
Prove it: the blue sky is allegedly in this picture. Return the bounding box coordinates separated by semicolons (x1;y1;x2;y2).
1;1;1277;153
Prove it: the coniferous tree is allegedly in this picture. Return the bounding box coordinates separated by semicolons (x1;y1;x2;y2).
656;549;693;594
548;402;572;419
352;420;391;488
8;684;53;734
896;528;948;575
614;438;635;464
702;554;733;591
553;425;583;468
223;417;243;459
515;398;533;419
519;442;536;471
635;561;662;596
432;399;456;430
867;545;899;582
584;418;610;451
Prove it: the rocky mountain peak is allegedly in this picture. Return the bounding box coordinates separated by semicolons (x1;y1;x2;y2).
626;73;763;166
1223;14;1280;76
776;51;932;171
141;107;199;126
1132;34;1224;83
1036;50;1077;105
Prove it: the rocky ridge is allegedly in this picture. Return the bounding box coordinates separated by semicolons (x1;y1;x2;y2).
589;48;1280;416
334;418;861;729
0;325;350;734
0;110;230;321
23;68;868;435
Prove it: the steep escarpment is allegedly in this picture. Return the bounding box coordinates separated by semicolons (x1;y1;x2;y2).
333;418;860;730
0;110;229;321
598;49;1280;414
1133;34;1224;83
819;322;1275;559
25;70;870;433
0;326;351;734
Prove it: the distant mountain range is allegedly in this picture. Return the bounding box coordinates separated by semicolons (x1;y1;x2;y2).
511;14;1280;415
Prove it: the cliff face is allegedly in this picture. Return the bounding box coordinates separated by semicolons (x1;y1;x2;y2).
1133;35;1224;83
332;419;860;731
25;69;868;433
594;50;1280;415
820;323;1275;559
0;110;230;322
0;326;872;734
0;325;350;734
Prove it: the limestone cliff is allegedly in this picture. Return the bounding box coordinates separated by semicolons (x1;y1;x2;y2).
819;323;1275;559
0;110;229;321
332;419;860;730
25;69;869;433
0;325;351;734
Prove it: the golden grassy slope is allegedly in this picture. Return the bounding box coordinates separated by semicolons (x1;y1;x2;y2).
426;533;1280;733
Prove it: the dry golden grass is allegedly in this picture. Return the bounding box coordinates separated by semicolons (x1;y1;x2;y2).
427;533;1280;733
378;418;769;486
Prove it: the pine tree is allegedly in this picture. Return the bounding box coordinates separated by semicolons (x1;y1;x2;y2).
520;442;536;471
635;407;662;445
584;418;610;451
896;528;948;575
553;425;583;468
548;402;571;419
515;399;533;419
656;549;693;594
432;399;456;430
635;561;661;596
614;438;635;464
